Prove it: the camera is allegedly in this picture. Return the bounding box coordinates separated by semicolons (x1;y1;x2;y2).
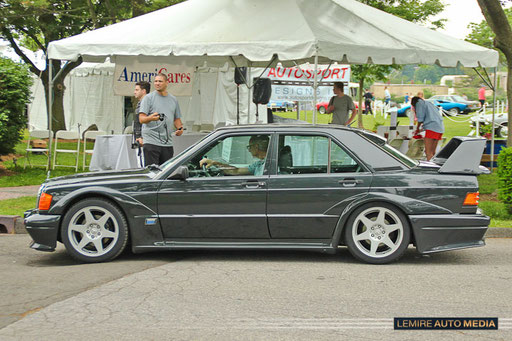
158;113;165;121
131;140;141;149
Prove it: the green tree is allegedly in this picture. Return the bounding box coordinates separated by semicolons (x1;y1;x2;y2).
352;0;446;127
0;0;183;133
0;56;32;155
474;0;512;147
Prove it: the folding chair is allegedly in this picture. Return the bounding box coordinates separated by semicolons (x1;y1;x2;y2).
24;130;54;170
52;130;80;171
82;130;106;169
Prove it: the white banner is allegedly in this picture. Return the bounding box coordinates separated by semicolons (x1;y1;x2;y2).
263;65;350;83
262;65;350;102
114;59;194;96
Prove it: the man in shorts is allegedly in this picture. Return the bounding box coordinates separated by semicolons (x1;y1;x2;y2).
411;96;445;161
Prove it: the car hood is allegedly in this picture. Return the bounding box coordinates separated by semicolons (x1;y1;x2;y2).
43;168;156;187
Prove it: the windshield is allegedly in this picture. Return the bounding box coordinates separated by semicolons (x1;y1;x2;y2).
452;95;466;102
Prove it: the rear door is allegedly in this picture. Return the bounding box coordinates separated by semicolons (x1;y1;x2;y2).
267;133;372;239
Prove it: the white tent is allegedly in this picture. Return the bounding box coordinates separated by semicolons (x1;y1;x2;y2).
28;62;265;133
48;0;498;68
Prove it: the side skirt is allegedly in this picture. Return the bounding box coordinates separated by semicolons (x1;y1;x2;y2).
132;239;337;254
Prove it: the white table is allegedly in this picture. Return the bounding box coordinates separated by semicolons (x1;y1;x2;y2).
89;135;140;171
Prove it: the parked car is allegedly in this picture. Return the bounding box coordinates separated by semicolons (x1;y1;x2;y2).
25;126;489;264
268;100;295;112
397;99;467;117
429;95;480;112
316;101;365;114
470;112;508;138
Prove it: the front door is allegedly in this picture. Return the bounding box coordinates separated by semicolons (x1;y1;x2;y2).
157;133;272;239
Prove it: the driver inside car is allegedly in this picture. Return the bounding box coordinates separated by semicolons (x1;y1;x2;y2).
199;135;269;176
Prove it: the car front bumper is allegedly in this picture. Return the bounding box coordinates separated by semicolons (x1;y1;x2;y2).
409;213;490;254
24;209;61;252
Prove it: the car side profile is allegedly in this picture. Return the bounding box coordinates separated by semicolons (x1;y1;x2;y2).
398;99;467;117
25;125;490;264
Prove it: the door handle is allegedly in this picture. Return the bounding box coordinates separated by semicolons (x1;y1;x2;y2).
339;178;363;187
241;181;266;189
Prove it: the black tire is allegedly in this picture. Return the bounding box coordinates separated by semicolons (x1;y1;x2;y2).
61;198;129;263
344;202;410;264
318;106;326;114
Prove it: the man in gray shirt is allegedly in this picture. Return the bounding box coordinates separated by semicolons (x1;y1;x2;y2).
327;82;356;126
139;73;184;166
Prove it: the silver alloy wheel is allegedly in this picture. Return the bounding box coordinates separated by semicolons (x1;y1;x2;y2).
319;106;326;114
351;206;404;259
447;108;460;116
405;109;411;118
498;124;508;138
67;205;120;257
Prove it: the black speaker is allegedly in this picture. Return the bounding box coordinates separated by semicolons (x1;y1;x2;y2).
252;78;272;105
234;67;247;85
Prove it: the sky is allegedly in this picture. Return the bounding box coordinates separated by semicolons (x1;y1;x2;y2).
436;0;512;40
435;0;486;39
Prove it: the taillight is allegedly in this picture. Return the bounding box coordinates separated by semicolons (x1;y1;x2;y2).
38;192;53;210
463;192;479;206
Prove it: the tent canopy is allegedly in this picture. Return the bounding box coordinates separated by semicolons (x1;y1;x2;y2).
48;0;498;68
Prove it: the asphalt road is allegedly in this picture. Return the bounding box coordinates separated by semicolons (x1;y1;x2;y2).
1;235;511;340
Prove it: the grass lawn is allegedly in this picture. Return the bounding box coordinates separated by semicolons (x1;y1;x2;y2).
0;196;37;216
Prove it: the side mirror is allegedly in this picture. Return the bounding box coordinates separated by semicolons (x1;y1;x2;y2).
168;165;189;180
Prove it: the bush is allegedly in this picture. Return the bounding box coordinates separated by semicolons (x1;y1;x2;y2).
497;147;512;214
0;57;32;155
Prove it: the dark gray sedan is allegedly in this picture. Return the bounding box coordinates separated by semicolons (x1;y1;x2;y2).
25;125;490;264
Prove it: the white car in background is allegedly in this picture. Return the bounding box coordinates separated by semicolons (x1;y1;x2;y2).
470;112;508;138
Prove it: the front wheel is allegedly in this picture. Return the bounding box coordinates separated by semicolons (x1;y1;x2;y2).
318;106;326;114
61;198;129;263
497;124;508;138
344;203;410;264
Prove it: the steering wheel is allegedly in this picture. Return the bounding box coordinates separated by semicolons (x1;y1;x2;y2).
202;163;211;177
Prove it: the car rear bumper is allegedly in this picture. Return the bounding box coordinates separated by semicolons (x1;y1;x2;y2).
409;213;490;254
24;209;61;252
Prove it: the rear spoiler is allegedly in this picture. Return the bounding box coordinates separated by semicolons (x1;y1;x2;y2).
432;136;490;174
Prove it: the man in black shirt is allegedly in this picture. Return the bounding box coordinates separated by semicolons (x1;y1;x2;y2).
133;81;150;146
363;89;373;115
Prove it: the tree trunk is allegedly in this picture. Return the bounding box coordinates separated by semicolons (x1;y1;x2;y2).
507;64;512;147
358;78;364;128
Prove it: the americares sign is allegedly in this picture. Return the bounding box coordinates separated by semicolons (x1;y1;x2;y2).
114;60;193;96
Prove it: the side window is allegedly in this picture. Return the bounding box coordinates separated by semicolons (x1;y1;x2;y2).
277;135;329;174
184;134;270;177
330;140;361;173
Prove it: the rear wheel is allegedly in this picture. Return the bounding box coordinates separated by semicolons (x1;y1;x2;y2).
404;109;411;118
318;106;326;114
447;108;460;116
344;202;410;264
61;198;128;263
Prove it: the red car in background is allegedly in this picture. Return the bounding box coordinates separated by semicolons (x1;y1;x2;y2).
316;101;364;114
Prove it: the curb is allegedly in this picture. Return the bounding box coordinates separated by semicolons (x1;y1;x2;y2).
485;227;512;238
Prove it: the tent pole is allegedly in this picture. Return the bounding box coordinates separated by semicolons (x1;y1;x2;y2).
313;49;318;124
490;67;497;172
47;59;53;172
247;63;252;124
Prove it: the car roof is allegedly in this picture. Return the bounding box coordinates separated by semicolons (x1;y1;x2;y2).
215;123;363;134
